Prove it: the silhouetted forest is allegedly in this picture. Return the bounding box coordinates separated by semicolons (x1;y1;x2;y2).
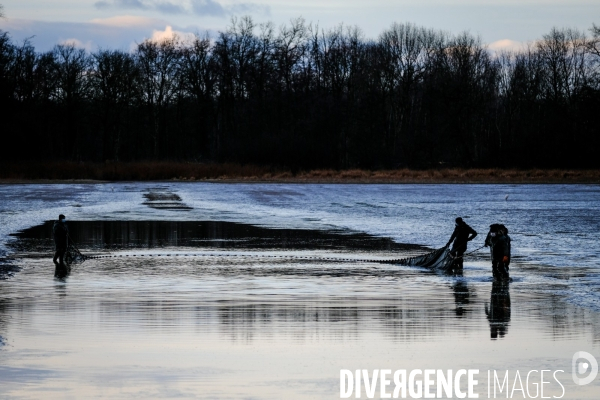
1;18;599;169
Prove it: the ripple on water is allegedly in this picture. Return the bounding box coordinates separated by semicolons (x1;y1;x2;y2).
2;216;600;399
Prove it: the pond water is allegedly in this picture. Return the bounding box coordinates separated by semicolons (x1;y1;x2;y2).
0;183;599;399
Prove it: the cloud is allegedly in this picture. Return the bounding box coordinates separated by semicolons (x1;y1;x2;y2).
59;38;94;52
191;0;226;17
90;15;165;27
156;2;187;14
231;3;270;16
94;0;150;10
0;16;210;52
149;25;197;43
93;0;269;17
488;39;526;54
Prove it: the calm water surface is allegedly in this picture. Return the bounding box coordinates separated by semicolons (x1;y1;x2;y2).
1;183;599;399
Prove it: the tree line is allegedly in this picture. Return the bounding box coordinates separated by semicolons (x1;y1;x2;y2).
1;18;599;169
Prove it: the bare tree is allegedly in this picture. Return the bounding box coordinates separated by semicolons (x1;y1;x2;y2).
212;16;260;158
378;23;431;163
274;18;308;92
51;44;92;159
1;17;599;169
136;36;181;158
587;24;600;58
536;27;589;102
92;49;139;160
179;34;216;158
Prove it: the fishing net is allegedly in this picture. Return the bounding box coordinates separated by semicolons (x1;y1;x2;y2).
394;246;456;270
59;240;460;270
64;244;88;265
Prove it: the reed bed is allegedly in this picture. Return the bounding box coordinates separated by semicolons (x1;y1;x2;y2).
1;162;599;183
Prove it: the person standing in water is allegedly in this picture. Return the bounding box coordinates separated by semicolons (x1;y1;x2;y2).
485;224;511;280
52;214;69;265
446;217;477;271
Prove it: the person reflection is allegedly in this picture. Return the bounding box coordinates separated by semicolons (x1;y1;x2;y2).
452;278;471;317
485;281;511;339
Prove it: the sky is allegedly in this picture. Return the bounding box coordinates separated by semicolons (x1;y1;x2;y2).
0;0;598;52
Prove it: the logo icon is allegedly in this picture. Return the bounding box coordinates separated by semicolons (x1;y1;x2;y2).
572;351;598;385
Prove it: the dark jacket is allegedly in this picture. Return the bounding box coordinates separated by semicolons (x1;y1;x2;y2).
485;224;505;258
491;233;511;261
447;222;477;248
53;220;69;249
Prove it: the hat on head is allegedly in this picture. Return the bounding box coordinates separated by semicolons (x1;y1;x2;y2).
455;217;463;224
59;214;65;220
489;223;502;232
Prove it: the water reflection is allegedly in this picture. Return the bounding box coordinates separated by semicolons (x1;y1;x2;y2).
485;282;511;339
9;219;600;347
0;257;20;280
215;301;465;342
11;220;423;253
0;298;7;347
54;262;71;280
452;279;471;317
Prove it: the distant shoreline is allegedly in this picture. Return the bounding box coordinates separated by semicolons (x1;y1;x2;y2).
1;162;599;184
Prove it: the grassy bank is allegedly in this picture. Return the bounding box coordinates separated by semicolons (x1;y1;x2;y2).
1;162;599;183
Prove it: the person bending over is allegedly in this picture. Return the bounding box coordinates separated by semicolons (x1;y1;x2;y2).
446;217;477;270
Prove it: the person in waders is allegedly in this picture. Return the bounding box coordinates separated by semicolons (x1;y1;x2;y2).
446;217;477;271
485;224;511;281
53;214;69;266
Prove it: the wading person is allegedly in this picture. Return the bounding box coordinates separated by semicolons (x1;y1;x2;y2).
485;224;511;280
53;214;69;265
446;217;477;271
